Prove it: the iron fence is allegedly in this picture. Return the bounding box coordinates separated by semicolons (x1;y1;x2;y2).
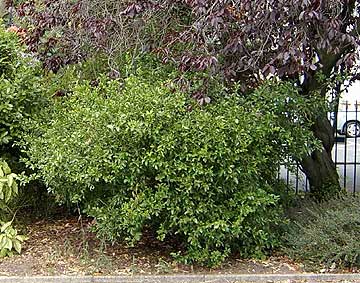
280;100;360;193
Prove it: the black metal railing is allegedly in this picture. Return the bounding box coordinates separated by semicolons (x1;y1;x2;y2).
280;100;360;193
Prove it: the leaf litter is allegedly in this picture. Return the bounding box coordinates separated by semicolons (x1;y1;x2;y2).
0;216;310;276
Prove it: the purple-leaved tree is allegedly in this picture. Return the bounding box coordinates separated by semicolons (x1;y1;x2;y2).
11;0;360;198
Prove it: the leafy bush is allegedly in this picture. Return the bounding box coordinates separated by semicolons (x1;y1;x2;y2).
0;26;19;78
23;73;317;266
0;24;46;256
283;195;360;269
0;220;27;257
0;24;46;149
0;160;18;204
0;160;26;257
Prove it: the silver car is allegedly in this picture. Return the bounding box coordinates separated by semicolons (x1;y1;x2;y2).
336;103;360;138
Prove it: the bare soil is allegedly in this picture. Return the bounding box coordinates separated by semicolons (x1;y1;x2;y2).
0;216;341;277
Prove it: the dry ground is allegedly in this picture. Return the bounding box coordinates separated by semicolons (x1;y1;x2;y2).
0;216;305;276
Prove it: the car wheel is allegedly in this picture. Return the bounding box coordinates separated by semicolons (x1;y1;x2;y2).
344;121;360;138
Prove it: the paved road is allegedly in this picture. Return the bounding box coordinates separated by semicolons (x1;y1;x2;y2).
280;137;360;193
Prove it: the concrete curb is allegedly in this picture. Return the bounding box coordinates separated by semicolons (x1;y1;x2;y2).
0;274;360;283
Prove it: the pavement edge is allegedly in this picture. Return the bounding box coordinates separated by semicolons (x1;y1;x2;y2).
0;274;360;283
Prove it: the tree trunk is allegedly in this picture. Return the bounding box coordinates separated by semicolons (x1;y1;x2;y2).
300;113;342;199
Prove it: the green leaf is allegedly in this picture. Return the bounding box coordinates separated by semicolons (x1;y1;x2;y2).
7;174;13;189
0;235;5;250
15;235;27;242
0;188;4;200
1;221;12;233
2;163;11;175
4;237;12;251
11;181;18;195
13;239;21;254
0;248;7;257
4;186;11;203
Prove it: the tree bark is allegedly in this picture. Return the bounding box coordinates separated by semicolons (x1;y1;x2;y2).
300;114;342;199
298;45;350;199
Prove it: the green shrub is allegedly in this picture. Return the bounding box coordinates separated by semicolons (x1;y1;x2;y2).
23;73;317;266
0;24;48;252
283;195;360;269
0;160;18;205
0;160;26;257
0;221;27;257
0;24;46;149
0;27;18;78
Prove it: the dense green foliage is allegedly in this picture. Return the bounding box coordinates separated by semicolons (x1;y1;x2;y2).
283;195;360;269
0;160;18;205
0;24;45;256
0;160;26;257
13;0;359;198
23;68;318;265
0;24;45;150
0;1;356;267
0;220;27;257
